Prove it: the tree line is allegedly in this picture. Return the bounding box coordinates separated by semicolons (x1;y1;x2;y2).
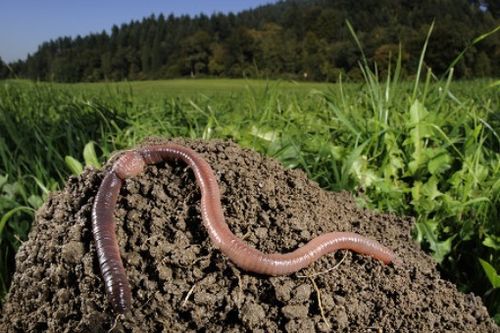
1;0;499;82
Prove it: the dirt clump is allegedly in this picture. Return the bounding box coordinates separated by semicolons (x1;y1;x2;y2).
0;138;497;332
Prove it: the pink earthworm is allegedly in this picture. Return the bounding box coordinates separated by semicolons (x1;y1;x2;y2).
91;143;400;313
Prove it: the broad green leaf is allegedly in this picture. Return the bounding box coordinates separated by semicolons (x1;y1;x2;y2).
421;176;442;201
406;99;433;174
411;177;442;213
343;140;370;179
350;155;380;188
483;236;500;251
441;193;461;216
414;217;426;243
488;80;500;89
65;156;83;176
415;220;454;263
411;181;423;205
431;236;454;263
479;258;500;288
383;132;404;178
449;168;465;190
409;99;428;125
251;126;278;142
27;195;43;209
2;182;22;200
428;151;451;175
383;157;403;179
329;144;345;161
83;141;100;168
360;169;379;188
272;142;301;169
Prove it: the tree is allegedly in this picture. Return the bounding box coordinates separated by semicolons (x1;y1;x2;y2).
5;0;500;81
301;32;323;80
0;57;9;79
249;23;289;76
473;51;492;77
208;43;228;75
181;30;212;76
225;27;256;77
482;0;500;17
373;43;410;76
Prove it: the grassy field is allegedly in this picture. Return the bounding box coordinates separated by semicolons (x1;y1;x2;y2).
1;74;499;321
6;78;331;99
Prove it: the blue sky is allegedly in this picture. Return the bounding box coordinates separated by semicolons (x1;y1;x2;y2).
0;0;278;63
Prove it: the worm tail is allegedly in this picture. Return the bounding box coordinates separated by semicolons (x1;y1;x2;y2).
92;172;131;313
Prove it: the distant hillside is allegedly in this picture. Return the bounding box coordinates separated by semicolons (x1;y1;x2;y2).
1;0;498;82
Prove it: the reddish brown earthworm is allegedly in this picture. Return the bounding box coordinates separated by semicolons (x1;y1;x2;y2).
91;143;400;313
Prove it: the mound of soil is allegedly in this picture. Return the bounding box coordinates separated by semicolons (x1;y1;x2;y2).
0;139;497;333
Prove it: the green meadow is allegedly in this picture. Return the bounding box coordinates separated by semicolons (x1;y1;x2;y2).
1;74;499;320
68;79;331;97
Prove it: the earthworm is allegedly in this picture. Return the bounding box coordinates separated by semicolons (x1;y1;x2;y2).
91;143;400;313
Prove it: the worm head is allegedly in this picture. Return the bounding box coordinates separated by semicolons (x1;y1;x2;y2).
112;151;146;179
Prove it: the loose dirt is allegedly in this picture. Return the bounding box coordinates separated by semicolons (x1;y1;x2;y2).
0;138;497;332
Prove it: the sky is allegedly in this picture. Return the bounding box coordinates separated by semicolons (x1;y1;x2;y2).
0;0;279;63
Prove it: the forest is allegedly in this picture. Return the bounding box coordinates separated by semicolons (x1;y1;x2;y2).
0;0;499;82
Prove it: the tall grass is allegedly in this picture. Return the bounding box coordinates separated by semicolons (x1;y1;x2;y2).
0;71;499;320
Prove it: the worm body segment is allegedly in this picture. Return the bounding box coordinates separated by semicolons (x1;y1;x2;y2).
91;143;399;313
91;172;130;313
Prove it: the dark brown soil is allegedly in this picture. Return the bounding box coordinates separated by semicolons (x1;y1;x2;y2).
0;138;497;333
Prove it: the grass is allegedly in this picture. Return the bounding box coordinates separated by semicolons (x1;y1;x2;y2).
0;72;499;322
5;78;332;99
